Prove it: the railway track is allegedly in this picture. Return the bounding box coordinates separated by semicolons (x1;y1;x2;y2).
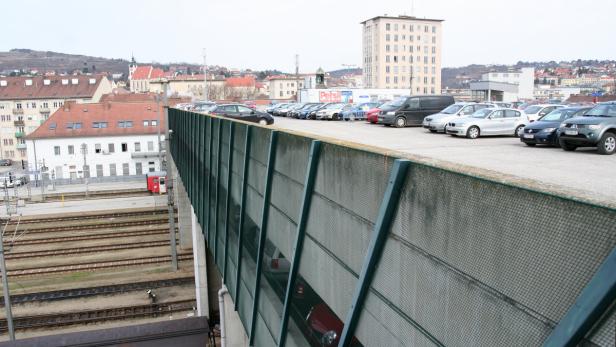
3;217;175;235
10;208;171;224
0;276;195;306
0;299;196;332
4;228;174;246
5;239;179;259
8;253;194;277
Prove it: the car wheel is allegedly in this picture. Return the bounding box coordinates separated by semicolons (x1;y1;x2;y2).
466;126;480;139
258;119;268;126
597;132;616;155
560;140;577;151
333;113;339;121
515;125;524;137
394;116;406;128
429;129;437;133
525;143;536;147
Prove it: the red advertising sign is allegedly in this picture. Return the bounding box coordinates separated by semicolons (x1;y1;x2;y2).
319;91;341;103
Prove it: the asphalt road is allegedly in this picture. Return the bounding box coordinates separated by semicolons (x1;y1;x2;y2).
271;116;616;207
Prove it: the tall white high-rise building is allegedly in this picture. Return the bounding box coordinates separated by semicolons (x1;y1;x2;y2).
361;15;443;94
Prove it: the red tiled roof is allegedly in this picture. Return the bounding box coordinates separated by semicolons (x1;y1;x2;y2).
0;75;106;101
100;93;157;103
150;68;165;79
225;76;255;87
131;66;152;80
566;95;616;103
27;101;166;139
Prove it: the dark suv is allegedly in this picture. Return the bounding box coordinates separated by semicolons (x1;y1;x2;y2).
558;102;616;155
378;95;455;127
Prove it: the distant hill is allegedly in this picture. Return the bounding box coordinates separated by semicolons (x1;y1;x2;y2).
0;49;131;76
327;68;362;78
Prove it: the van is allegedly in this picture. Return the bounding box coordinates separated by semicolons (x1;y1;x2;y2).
378;95;455;127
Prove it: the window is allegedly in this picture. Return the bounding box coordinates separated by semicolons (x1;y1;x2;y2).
385;76;390;84
108;143;115;153
147;141;154;151
66;122;74;129
386;23;390;30
136;162;143;175
121;143;128;152
96;164;103;177
54;146;60;155
122;163;129;175
92;122;107;128
49;122;57;130
148;161;156;172
393;56;398;63
385;45;390;52
386;66;390;73
394;76;398;83
491;110;505;119
394;23;398;30
151;120;157;126
16;103;22;109
386;34;390;41
505;110;521;118
143;120;149;127
73;122;82;129
432;36;436;44
118;121;133;128
394;35;398;42
109;164;117;176
95;143;101;154
424;25;429;33
68;145;74;155
385;55;390;63
134;142;141;152
432;26;436;33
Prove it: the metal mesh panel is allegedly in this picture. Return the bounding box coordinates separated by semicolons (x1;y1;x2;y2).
253;314;277;347
250;126;271;165
355;291;438;347
390;164;616;322
587;309;616;347
216;122;230;268
313;143;394;224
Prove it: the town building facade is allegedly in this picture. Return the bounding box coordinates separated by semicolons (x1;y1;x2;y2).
0;74;112;162
361;15;443;94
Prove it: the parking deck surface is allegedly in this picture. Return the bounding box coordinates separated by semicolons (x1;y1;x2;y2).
272;117;616;207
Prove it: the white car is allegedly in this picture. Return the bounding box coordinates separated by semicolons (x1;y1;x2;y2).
423;102;494;133
523;104;565;122
446;108;528;139
315;103;348;120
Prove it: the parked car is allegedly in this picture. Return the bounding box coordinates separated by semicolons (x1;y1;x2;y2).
366;105;383;124
423;102;494;133
289;103;316;118
298;103;323;119
524;104;566;122
209;104;274;125
307;103;329;120
378;95;455;127
446;108;528;139
266;103;287;115
284;103;306;118
0;159;12;166
316;103;348;120
273;103;296;117
192;101;216;113
558;101;616;155
520;107;591;147
342;102;380;121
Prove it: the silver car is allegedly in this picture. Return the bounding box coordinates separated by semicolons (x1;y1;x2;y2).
423;102;494;133
446;108;528;139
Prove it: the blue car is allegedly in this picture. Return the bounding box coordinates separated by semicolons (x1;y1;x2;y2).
520;106;591;147
342;102;381;121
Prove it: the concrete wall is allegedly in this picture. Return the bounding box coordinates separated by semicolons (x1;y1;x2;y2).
169;109;616;347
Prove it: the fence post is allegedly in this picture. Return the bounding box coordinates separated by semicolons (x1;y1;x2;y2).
223;122;235;280
277;140;321;347
234;125;251;311
338;159;410;347
542;246;616;347
213;119;223;262
248;131;278;345
206;117;215;249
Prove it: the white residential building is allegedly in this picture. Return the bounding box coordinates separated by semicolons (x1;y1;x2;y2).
470;67;535;102
0;75;112;162
26;101;164;181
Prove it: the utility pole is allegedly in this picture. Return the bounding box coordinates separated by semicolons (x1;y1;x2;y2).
1;220;15;340
81;143;88;199
162;82;178;271
203;49;208;101
295;54;300;102
157;94;163;170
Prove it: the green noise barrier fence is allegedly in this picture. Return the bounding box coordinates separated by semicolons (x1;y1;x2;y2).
169;108;616;347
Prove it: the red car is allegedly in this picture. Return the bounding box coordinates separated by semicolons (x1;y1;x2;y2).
365;107;381;123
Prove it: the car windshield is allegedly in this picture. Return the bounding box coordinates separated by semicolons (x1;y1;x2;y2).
540;109;565;121
471;108;493;118
441;104;464;114
524;106;542;114
585;104;616;117
382;97;406;108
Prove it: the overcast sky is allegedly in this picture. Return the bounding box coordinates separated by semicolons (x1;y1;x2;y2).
2;0;615;73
